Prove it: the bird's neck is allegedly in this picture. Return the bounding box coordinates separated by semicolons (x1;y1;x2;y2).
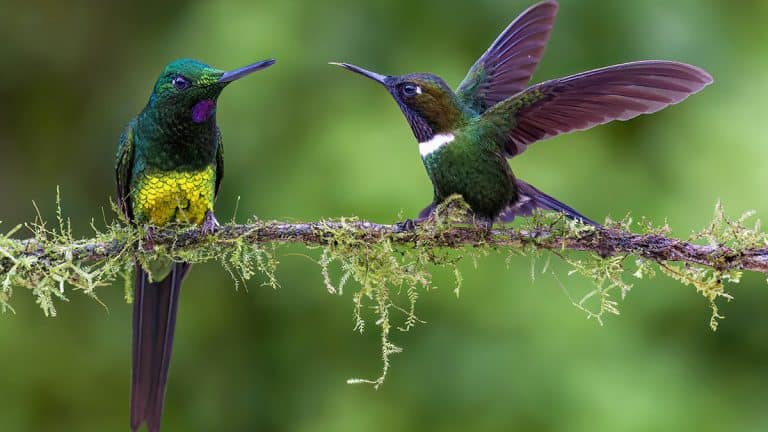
418;132;456;157
402;91;471;143
137;107;218;170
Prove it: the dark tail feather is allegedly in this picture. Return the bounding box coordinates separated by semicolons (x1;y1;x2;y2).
131;262;190;432
500;179;600;226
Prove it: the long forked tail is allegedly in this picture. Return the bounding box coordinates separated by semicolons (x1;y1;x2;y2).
131;262;190;432
500;179;600;226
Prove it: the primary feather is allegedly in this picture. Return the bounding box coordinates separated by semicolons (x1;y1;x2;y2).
457;0;559;113
482;61;713;157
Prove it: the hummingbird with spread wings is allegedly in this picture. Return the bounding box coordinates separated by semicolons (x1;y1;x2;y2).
333;0;712;227
116;57;275;431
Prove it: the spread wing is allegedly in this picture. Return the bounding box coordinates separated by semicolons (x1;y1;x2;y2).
482;61;713;158
116;120;136;221
456;0;558;114
215;127;224;198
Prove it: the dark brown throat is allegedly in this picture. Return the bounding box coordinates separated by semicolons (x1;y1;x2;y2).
394;89;467;143
397;100;435;142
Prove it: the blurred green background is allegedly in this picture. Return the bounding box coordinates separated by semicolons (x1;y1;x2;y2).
1;0;767;430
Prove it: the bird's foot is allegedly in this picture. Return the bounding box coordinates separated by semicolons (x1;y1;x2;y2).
201;211;220;236
475;218;494;238
143;226;156;251
394;218;419;233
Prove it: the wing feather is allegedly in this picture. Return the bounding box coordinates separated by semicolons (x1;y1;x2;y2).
214;127;224;198
116;121;136;221
482;61;713;157
457;1;559;113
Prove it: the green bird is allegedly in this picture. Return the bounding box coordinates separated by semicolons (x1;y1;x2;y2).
333;0;712;228
116;57;275;432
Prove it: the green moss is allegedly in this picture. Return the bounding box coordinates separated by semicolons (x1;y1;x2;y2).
519;203;764;331
317;197;481;387
0;190;280;317
1;193;766;385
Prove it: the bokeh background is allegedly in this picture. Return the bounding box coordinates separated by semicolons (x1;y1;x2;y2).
1;0;767;430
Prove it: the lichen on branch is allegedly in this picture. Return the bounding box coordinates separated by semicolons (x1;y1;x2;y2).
1;194;767;386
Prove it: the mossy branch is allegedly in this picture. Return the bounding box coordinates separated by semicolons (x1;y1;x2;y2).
1;195;766;386
4;218;768;274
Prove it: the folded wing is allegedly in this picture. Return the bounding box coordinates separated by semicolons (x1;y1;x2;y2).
116;121;136;221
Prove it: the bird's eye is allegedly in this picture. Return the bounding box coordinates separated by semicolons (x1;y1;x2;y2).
402;83;420;97
172;76;191;91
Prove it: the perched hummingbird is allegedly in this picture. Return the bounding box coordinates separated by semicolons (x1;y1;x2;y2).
116;57;275;432
333;0;712;227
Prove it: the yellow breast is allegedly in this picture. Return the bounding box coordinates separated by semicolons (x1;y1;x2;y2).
132;166;215;226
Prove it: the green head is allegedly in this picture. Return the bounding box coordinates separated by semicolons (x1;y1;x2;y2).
147;58;276;123
331;62;466;142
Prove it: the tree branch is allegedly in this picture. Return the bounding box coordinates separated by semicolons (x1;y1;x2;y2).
1;201;765;382
4;218;768;274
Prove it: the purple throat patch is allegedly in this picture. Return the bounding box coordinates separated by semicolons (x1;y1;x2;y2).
191;99;216;123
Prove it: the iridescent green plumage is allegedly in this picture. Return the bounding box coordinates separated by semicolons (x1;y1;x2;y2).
116;57;275;432
333;0;712;226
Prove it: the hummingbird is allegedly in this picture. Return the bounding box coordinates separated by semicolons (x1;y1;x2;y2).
115;57;276;432
332;0;712;228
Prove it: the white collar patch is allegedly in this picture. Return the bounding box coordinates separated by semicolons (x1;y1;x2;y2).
419;133;455;157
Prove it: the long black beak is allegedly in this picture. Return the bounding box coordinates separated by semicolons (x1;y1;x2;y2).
330;62;388;84
219;59;276;83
